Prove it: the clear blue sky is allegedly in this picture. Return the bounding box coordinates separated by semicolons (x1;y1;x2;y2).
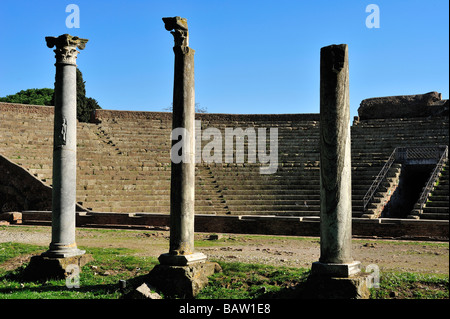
0;0;448;119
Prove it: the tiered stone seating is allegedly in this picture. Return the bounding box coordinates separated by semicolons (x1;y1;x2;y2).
90;111;228;214
1;102;448;221
195;115;321;216
351;116;449;218
0;103;54;185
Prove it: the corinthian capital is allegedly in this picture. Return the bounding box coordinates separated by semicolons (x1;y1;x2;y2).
162;16;189;48
46;34;88;65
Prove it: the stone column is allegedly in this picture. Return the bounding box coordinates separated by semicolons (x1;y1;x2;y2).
43;34;88;258
312;44;360;277
148;17;219;298
302;44;369;299
159;17;206;266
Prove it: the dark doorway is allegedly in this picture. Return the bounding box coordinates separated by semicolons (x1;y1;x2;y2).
382;164;434;218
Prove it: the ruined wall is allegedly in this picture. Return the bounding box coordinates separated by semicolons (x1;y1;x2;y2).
0;154;52;212
93;108;320;123
358;92;449;120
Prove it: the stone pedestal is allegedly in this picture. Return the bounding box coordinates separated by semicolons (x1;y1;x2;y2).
44;34;88;258
159;252;207;266
23;254;93;281
147;261;221;298
311;260;361;278
302;273;371;299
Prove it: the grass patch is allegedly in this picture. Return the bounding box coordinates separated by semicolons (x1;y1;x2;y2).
370;271;449;299
0;242;448;299
0;243;159;299
0;242;44;264
197;261;310;299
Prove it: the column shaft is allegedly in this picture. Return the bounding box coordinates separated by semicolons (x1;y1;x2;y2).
319;44;352;264
49;63;78;254
170;47;196;255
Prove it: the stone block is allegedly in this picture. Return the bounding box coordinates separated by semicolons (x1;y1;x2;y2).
126;283;162;299
0;212;22;224
23;254;93;281
311;261;361;278
301;273;371;299
158;252;207;266
147;261;222;298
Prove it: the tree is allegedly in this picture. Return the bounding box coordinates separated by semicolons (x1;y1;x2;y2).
50;67;101;122
1;68;101;122
0;88;54;106
75;68;101;122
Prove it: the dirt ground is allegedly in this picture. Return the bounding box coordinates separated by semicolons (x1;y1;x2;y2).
0;225;448;275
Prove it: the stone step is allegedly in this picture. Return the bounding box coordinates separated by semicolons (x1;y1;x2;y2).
225;210;320;216
226;204;320;212
425;200;449;208
419;212;449;220
224;199;320;206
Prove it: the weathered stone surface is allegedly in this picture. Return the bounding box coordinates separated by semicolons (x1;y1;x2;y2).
23;254;93;281
319;44;353;265
301;273;370;299
358;91;448;120
162;16;198;260
126;283;162;299
0;212;22;224
311;44;369;299
311;260;361;278
0;154;52;212
158;252;207;266
147;261;221;298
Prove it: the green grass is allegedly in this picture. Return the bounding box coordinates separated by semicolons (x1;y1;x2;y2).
0;242;448;299
370;271;449;299
0;242;43;264
197;261;310;299
0;243;159;299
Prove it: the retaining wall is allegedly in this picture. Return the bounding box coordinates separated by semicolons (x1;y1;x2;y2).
20;211;449;241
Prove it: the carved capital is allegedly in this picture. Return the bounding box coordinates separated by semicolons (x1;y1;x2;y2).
46;34;88;65
163;16;189;48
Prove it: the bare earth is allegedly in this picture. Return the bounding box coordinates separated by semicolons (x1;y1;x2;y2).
0;225;448;275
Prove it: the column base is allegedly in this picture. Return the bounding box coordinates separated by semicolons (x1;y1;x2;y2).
23;253;93;281
301;272;371;299
147;261;221;298
158;252;207;266
311;260;361;277
41;248;86;259
42;242;86;258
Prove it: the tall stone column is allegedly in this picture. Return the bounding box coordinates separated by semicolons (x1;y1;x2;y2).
23;34;92;280
159;17;205;265
302;44;369;299
148;17;220;299
312;44;360;277
43;34;88;258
